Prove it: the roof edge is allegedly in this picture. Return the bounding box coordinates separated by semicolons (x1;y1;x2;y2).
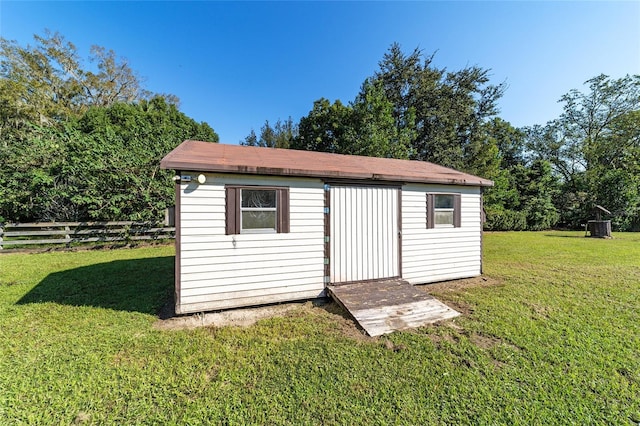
160;160;494;187
160;140;495;187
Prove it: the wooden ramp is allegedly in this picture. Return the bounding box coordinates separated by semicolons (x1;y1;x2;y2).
327;279;460;337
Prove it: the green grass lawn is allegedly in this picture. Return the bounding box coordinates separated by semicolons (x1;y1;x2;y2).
1;232;639;425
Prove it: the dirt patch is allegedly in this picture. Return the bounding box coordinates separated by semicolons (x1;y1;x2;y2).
317;302;373;341
73;411;91;424
617;368;637;384
153;283;485;340
492;359;507;369
320;300;353;320
443;321;464;332
154;300;326;331
427;332;459;345
524;302;552;319
442;299;475;316
469;333;503;349
154;298;378;342
468;332;522;354
381;339;407;352
417;276;503;294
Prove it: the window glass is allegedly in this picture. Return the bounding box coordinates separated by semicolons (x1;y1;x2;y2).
433;194;455;227
242;211;276;230
435;194;454;209
241;189;276;208
240;189;277;232
435;211;454;225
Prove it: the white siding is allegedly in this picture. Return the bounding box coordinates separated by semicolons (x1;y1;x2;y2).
177;173;326;313
330;186;399;283
401;184;483;284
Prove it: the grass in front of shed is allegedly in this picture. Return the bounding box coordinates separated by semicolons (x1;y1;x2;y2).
0;232;639;425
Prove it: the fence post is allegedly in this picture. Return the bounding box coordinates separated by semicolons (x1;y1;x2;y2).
0;223;3;250
65;225;71;248
165;207;175;227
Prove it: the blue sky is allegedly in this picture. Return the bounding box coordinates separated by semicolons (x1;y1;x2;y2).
2;1;639;144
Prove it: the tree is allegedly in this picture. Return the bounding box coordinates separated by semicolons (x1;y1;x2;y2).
241;117;297;149
0;30;165;152
480;119;560;231
0;31;210;223
293;81;415;158
348;79;415;159
371;43;505;171
292;43;504;170
258;120;277;148
585;110;640;230
525;74;640;229
242;129;258;146
293;98;354;153
514;160;560;231
0;97;218;222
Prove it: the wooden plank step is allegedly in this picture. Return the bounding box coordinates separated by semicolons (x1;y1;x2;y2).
327;278;460;337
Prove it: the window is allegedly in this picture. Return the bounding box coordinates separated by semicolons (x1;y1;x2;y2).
434;194;454;225
241;189;277;232
225;186;289;234
427;193;461;228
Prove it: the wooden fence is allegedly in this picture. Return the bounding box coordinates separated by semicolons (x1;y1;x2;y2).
0;221;175;250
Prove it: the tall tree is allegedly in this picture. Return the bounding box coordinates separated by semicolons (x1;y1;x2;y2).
0;31;208;223
293;98;354;153
272;117;297;149
0;30;171;154
293;81;415;158
348;79;415;158
371;43;505;171
293;43;504;170
242;129;258;146
480;119;560;231
525;74;640;229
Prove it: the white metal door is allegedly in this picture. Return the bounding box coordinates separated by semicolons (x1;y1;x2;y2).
330;186;399;283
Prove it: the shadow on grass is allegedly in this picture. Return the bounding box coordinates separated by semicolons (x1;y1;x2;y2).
17;256;174;315
544;234;587;239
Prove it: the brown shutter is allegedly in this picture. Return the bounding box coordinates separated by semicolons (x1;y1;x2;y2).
426;193;435;229
277;188;290;233
453;194;462;228
225;187;240;235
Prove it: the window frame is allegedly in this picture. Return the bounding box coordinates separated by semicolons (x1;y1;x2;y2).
427;192;461;229
240;188;278;234
434;194;455;226
225;186;290;235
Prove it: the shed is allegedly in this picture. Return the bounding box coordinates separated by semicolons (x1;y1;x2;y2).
160;140;493;315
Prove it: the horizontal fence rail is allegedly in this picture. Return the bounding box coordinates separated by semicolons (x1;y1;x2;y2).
0;221;175;249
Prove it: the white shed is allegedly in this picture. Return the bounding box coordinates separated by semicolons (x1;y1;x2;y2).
160;140;493;315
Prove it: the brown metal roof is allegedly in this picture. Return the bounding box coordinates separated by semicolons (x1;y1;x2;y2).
160;140;494;187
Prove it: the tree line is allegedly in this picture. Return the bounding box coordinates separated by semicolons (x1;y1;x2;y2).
2;33;638;231
243;44;640;231
0;32;218;222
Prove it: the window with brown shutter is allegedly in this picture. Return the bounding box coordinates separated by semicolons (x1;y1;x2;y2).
225;186;290;235
427;193;461;229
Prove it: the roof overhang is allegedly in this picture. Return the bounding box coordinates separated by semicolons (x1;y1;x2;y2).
161;140;494;187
